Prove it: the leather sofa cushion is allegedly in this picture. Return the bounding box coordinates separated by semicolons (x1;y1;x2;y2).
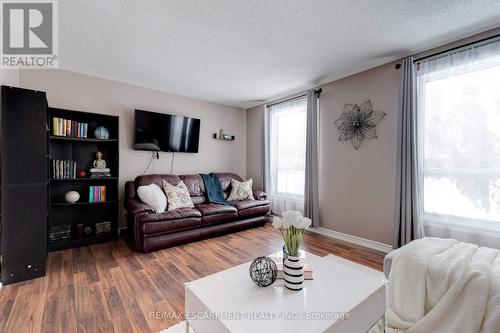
136;174;180;189
179;174;205;196
141;217;202;235
237;203;270;219
195;203;237;216
217;173;242;199
233;199;269;211
202;212;238;225
195;203;238;226
139;208;201;223
138;208;202;234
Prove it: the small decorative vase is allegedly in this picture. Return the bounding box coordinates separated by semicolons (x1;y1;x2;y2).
284;254;304;291
94;126;109;139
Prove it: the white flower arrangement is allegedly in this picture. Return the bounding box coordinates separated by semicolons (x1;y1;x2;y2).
272;210;312;256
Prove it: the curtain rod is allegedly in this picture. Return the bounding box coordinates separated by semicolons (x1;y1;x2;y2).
265;88;322;108
394;33;500;69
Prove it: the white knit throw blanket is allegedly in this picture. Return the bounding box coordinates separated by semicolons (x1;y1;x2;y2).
386;237;500;333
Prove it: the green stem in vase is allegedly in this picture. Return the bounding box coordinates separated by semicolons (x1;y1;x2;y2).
282;225;303;256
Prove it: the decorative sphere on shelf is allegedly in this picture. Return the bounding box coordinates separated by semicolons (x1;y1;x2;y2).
249;256;277;287
64;191;80;203
77;170;87;178
94;126;109;139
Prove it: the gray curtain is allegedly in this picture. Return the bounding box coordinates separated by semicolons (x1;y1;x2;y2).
261;106;270;193
304;90;320;227
393;57;424;248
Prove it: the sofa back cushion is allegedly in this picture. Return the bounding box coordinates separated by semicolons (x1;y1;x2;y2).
180;174;206;205
135;174;180;189
217;173;243;199
134;172;243;204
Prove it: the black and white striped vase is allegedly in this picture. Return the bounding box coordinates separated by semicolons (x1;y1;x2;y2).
284;254;304;290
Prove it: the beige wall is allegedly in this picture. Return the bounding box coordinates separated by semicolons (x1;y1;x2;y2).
1;69;19;86
246;62;399;246
317;62;399;245
19;69;247;226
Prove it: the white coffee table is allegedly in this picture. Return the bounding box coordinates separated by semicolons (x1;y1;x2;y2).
185;251;385;333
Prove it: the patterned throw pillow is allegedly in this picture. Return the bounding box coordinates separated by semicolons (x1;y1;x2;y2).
227;178;254;201
162;180;194;211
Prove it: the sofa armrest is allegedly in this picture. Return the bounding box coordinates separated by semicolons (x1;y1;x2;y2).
253;190;267;200
125;198;153;215
383;247;403;279
125;181;137;200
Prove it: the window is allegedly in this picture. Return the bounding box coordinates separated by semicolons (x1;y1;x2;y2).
267;96;307;213
418;43;500;233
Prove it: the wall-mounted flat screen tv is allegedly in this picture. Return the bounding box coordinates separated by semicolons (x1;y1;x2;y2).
133;109;201;153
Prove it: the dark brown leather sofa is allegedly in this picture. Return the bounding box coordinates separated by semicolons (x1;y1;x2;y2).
124;172;270;252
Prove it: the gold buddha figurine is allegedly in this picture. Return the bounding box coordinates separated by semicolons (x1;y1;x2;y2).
90;151;110;173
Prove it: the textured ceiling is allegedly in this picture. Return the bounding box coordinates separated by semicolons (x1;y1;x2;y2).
59;0;500;108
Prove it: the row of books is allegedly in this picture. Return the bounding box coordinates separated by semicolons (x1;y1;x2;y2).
49;224;71;241
50;222;112;242
52;118;89;138
52;160;76;179
89;186;106;202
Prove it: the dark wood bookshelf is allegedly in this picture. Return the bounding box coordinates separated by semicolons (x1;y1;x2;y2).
48;108;119;251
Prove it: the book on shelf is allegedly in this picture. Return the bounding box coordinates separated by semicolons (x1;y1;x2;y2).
66;119;71;136
49;224;71;241
52;117;89;138
89;186;106;203
95;221;111;235
52;159;76;179
52;117;58;136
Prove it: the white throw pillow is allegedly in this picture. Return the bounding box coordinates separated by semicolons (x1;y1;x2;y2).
162;179;194;211
137;183;167;213
227;178;254;201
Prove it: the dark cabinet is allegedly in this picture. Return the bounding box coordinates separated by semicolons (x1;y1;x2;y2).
1;86;48;285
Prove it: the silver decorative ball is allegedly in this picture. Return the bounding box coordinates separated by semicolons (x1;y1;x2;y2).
249;256;277;287
64;191;80;203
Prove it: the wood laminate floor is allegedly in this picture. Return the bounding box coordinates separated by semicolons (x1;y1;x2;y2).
0;223;385;333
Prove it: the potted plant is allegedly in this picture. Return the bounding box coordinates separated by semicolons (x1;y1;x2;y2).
272;211;312;290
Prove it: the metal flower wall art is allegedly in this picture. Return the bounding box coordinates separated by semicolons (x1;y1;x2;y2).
334;100;385;150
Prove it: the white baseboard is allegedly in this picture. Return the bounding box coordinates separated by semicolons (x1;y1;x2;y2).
308;227;393;253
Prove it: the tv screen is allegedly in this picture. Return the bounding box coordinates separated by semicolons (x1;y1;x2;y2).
133;110;200;153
